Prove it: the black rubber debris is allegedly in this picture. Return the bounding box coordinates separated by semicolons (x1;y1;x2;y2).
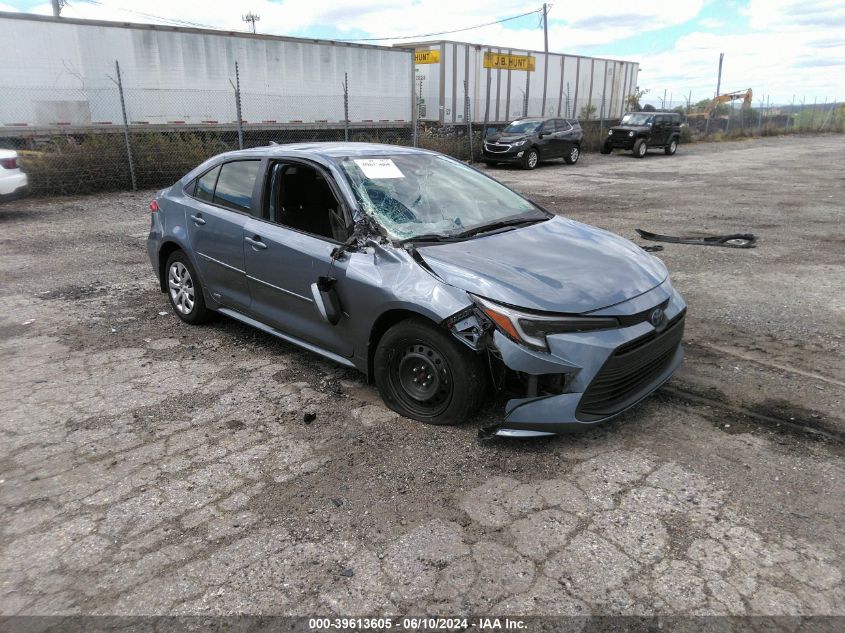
636;229;758;248
303;412;317;424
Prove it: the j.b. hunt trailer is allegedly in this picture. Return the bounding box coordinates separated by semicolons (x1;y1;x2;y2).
405;40;639;125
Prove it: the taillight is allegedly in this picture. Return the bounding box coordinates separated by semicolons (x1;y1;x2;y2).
149;200;160;213
0;157;17;169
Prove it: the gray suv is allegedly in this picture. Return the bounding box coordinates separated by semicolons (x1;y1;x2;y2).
602;111;682;158
148;143;686;437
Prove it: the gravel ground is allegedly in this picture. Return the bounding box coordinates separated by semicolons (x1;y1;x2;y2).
0;135;843;618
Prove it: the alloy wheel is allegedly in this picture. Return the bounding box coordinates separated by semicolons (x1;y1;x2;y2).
168;261;195;315
527;150;538;168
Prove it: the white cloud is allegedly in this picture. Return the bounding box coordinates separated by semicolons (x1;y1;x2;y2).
638;1;845;104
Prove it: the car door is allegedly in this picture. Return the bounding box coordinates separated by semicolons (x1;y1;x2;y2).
555;119;576;155
185;159;262;311
242;160;355;357
538;119;560;157
652;115;668;145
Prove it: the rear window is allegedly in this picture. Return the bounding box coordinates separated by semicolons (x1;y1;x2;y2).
213;160;261;213
194;166;219;203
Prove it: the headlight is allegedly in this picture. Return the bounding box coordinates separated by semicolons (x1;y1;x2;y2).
511;140;526;146
472;295;619;351
628;131;634;137
608;130;613;135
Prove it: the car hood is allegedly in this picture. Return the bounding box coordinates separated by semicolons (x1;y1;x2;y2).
610;125;650;133
416;216;668;313
486;133;530;144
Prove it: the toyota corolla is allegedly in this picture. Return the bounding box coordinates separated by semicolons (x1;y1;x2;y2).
147;143;686;437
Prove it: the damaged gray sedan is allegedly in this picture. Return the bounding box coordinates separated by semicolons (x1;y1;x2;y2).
147;143;686;437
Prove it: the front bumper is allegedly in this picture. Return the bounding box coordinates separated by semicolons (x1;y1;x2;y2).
486;280;686;436
482;143;526;163
605;135;636;150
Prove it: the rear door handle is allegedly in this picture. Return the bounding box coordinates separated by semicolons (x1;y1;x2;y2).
190;214;206;226
245;235;268;250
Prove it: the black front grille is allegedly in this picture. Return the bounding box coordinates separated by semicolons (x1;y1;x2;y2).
576;311;685;421
614;299;670;328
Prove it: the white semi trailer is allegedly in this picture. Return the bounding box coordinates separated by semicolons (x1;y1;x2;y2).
404;40;639;124
0;12;414;131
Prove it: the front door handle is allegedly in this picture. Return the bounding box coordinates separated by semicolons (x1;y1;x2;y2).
190;214;206;226
245;235;268;250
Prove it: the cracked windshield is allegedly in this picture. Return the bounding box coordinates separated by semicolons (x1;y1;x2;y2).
339;154;544;240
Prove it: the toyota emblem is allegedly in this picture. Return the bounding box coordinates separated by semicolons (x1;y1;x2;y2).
649;307;666;328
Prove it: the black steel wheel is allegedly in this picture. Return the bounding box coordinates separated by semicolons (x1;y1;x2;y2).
374;318;486;425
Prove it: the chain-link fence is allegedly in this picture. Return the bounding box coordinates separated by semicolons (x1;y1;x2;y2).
1;59;417;196
2;57;843;197
638;94;845;144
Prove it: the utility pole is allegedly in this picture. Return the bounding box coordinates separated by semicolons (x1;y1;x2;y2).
541;3;549;116
242;12;260;34
51;0;64;17
715;52;724;97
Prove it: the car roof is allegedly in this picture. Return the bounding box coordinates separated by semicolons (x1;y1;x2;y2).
219;142;439;161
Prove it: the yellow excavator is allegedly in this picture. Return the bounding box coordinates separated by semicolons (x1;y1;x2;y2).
688;89;753;119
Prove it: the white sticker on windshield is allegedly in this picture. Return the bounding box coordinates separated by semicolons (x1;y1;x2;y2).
354;158;405;179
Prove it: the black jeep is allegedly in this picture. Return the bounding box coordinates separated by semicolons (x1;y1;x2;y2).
483;117;583;169
602;111;682;158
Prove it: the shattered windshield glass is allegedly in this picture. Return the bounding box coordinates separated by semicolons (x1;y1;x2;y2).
621;113;654;126
339;154;544;240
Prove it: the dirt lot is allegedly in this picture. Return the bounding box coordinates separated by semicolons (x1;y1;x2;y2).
1;135;843;618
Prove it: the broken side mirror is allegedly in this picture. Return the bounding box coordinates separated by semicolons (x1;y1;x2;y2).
311;276;342;325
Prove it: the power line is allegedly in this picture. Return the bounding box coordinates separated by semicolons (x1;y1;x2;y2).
84;1;219;31
333;7;545;42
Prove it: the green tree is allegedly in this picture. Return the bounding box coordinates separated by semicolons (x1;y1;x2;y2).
579;104;597;119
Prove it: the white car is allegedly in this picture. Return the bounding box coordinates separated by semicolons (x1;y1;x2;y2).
0;149;29;201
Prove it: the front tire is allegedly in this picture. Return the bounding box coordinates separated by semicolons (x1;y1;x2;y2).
563;145;580;164
665;138;678;155
484;160;499;167
633;139;648;158
600;143;612;155
165;251;212;324
522;147;539;170
374;318;486;425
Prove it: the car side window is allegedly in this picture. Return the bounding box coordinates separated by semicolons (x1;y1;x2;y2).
654;115;665;125
556;119;571;132
193;166;220;203
270;162;348;242
542;120;557;133
213;160;261;214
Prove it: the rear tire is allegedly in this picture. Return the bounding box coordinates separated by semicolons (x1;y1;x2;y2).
374;318;486;425
563;145;580;164
633;139;648;158
165;251;212;324
522;148;539;170
665;138;678;155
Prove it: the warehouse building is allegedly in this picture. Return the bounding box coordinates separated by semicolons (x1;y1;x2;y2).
403;40;639;125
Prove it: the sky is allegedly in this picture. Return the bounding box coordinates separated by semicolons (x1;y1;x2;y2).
1;0;843;105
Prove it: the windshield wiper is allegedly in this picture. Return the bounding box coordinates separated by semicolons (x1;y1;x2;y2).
400;233;465;244
453;216;547;239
